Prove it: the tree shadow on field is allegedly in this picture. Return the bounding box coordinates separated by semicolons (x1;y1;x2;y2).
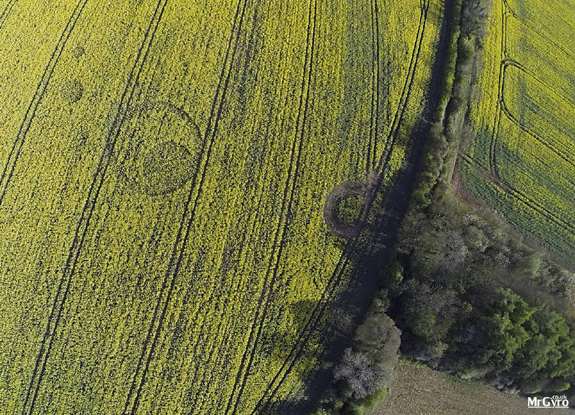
272;0;457;410
269;164;416;414
255;299;321;367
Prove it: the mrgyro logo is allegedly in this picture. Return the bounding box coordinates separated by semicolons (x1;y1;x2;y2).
528;395;570;409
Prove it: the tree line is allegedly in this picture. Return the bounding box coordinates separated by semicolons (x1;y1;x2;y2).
311;0;575;412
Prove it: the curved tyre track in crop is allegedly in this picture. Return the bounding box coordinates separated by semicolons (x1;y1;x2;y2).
474;0;575;262
486;0;575;176
250;2;432;412
489;58;575;177
7;0;439;412
0;0;89;208
499;65;575;170
21;2;169;413
223;1;318;413
368;0;381;173
463;156;575;237
0;0;17;31
502;58;575;108
122;1;253;413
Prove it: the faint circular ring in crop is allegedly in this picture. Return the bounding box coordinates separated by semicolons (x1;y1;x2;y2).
114;102;202;196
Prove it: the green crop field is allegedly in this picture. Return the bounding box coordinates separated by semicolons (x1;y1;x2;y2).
0;0;443;413
461;0;575;262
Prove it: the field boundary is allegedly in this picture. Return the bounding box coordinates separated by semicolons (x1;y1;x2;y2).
250;1;436;412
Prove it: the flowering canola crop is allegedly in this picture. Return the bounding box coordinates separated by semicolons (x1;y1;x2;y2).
463;0;575;262
0;0;442;413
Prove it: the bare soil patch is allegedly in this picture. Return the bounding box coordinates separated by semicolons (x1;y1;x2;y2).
370;362;574;415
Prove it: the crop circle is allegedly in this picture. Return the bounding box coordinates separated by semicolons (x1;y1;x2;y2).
71;45;86;59
115;102;202;196
324;181;366;238
140;140;195;195
61;79;83;103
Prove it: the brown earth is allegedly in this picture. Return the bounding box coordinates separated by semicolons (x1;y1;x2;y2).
369;361;574;415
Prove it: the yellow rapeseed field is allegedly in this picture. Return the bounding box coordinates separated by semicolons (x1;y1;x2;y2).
0;0;442;413
463;0;575;262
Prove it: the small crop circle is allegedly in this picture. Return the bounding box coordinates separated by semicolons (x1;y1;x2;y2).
114;102;202;196
140;140;195;195
61;79;83;103
71;45;86;59
324;181;366;238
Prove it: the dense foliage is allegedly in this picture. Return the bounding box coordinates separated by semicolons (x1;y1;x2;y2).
316;293;400;414
327;0;575;409
389;194;575;398
390;0;575;403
